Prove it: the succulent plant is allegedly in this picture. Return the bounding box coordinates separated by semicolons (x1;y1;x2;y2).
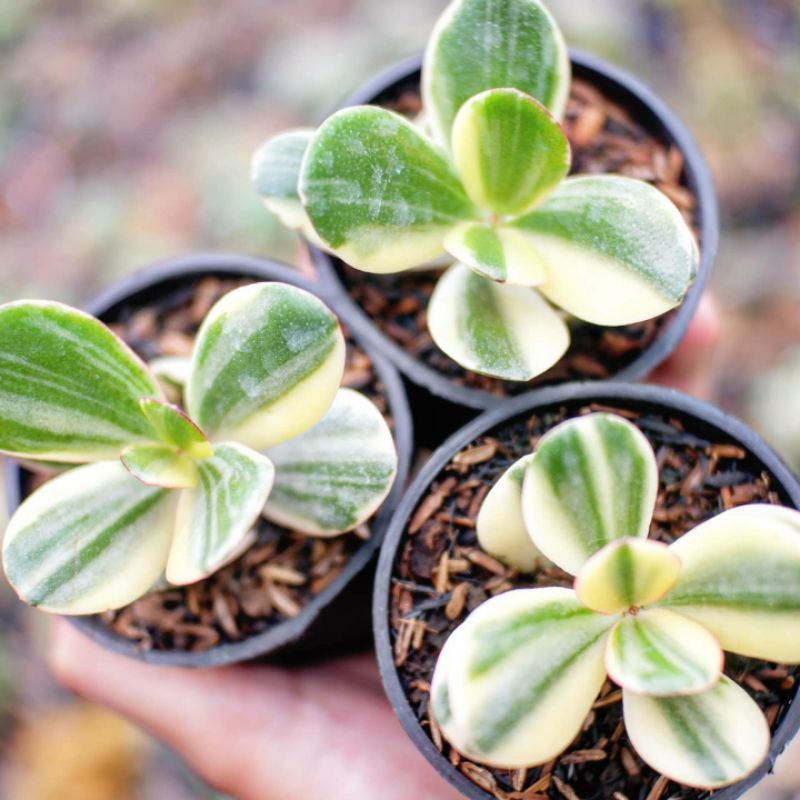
252;0;699;381
0;283;397;615
433;413;800;789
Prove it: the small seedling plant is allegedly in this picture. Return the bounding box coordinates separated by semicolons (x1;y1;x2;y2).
251;0;699;381
432;413;800;789
0;283;398;615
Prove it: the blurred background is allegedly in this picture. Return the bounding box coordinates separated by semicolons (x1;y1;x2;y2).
0;1;798;797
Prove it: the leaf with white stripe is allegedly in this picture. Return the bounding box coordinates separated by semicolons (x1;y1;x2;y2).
444;223;548;286
575;538;680;615
476;454;543;572
166;443;275;585
121;444;198;489
263;388;397;536
521;413;658;576
513;176;699;325
0;301;160;463
149;356;190;403
624;676;770;789
423;0;570;147
451;89;570;217
661;504;800;662
186;283;345;450
432;587;615;767
139;399;211;458
606;609;723;697
299;106;477;273
428;263;569;380
2;461;176;614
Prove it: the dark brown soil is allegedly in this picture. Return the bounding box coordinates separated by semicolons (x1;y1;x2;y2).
389;403;798;800
72;275;390;653
336;77;700;396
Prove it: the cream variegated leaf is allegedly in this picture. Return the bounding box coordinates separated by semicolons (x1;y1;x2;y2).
428;263;569;381
186;283;345;450
661;504;800;662
139;399;211;458
522;414;658;576
624;676;770;789
121;443;198;489
263;388;397;536
2;461;176;614
149;356;191;403
476;454;542;572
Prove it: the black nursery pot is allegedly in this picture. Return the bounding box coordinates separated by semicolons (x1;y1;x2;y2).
314;50;719;415
374;382;800;800
4;253;412;667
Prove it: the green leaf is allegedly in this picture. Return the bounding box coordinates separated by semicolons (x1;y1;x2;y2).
300;106;477;273
0;301;160;463
427;263;569;381
623;676;770;789
575;538;680;615
263;389;397;536
121;443;198;489
149;356;190;403
139;398;211;458
476;454;543;572
513;176;699;325
443;222;548;286
432;587;614;767
251;128;316;231
606;608;723;696
423;0;570;146
521;413;659;576
451;89;570;217
166;443;274;585
2;461;176;614
661;504;800;662
186;283;345;450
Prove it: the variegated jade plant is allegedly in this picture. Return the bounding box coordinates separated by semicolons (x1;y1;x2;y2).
0;283;398;615
251;0;699;381
433;413;800;789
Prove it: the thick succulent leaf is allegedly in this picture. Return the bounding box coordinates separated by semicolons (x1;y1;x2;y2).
661;504;800;662
432;587;615;767
139;399;211;458
0;301;160;463
575;538;680;615
476;454;543;572
186;283;345;450
428;263;569;381
624;676;770;789
2;461;175;614
513;176;699;325
299;106;477;273
423;0;570;146
251;128;315;231
149;356;190;403
262;388;397;536
451;89;570;217
522;413;658;576
166;443;274;585
444;223;548;286
121;444;198;489
606;609;723;697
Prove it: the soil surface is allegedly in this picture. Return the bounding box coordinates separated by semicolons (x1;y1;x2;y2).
389;402;798;800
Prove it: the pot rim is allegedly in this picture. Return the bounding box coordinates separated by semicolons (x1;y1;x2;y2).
4;251;413;667
373;380;800;800
315;48;720;411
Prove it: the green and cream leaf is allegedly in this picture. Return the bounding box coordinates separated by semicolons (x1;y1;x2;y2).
139;399;211;458
263;388;397;536
149;356;191;403
121;443;198;489
186;282;345;450
0;301;161;463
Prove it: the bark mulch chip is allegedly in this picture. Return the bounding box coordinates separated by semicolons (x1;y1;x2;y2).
390;403;798;800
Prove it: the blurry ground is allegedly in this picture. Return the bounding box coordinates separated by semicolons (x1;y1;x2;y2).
0;1;799;798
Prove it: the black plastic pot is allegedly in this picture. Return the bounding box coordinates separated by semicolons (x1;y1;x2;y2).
4;252;412;667
374;382;800;800
314;50;719;415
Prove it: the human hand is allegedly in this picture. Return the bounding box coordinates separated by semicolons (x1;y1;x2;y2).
49;298;721;800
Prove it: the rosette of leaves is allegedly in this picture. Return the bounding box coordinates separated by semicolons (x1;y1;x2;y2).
432;413;800;789
0;283;398;615
251;0;699;381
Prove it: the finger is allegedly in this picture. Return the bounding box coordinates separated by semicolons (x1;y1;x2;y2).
50;622;459;800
